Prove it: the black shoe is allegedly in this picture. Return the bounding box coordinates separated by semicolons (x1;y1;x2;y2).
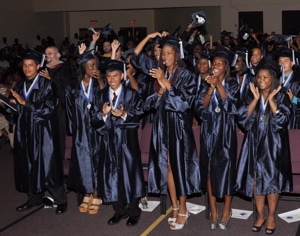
42;196;55;207
108;213;128;225
126;216;140;227
252;219;266;232
265;228;276;235
55;202;67;214
16;202;42;212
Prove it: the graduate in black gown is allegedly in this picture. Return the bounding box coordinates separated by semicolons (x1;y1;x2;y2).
90;60;145;227
130;32;167;125
194;46;239;230
235;66;293;234
276;48;300;129
66;46;102;214
11;50;67;214
146;35;201;231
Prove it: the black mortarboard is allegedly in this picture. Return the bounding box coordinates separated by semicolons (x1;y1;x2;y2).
257;60;281;78
274;34;293;45
121;48;134;61
238;29;251;41
22;49;45;66
101;23;113;35
159;35;186;58
196;53;210;60
274;48;293;59
77;50;98;65
220;30;233;38
209;46;238;66
191;11;207;26
106;60;124;73
274;48;300;66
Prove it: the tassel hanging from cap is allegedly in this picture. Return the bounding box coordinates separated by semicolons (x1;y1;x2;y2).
123;61;127;83
179;40;184;59
292;49;295;64
245;51;249;68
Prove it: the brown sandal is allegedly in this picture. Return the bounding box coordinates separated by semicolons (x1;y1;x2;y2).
88;198;101;214
79;195;92;213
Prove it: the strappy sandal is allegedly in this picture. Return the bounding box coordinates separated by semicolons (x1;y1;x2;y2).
170;211;190;230
168;207;179;225
88;197;101;214
79;195;92;213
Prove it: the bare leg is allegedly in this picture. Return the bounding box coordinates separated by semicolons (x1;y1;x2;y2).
207;176;218;222
92;189;99;199
266;193;278;232
253;176;266;230
253;193;266;229
167;157;179;219
175;196;188;225
220;195;232;223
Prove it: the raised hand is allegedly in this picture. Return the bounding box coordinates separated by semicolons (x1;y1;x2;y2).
111;104;126;117
78;43;87;55
249;82;260;100
267;85;282;101
39;68;51;80
102;102;112;117
10;89;26;106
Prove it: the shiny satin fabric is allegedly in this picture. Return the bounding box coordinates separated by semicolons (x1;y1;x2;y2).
235;91;293;197
130;53;157;125
65;79;101;194
13;76;64;193
144;68;201;196
90;86;145;204
195;77;240;198
280;70;300;129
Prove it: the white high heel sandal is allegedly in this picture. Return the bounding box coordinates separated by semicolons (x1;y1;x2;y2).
170;211;190;230
167;207;179;225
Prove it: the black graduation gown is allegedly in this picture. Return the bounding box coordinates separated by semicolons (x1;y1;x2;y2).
131;53;157;125
90;85;145;203
195;77;240;198
235;91;293;197
144;68;201;196
13;75;64;193
280;70;300;129
65;79;101;193
44;62;74;108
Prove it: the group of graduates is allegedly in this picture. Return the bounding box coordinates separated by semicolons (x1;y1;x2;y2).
3;16;299;233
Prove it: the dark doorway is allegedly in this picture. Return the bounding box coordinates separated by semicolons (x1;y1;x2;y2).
238;11;263;33
282;11;300;35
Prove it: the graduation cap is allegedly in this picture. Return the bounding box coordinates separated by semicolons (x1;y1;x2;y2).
239;29;251;41
191;11;207;26
159;35;187;59
77;49;98;65
197;53;210;60
121;48;134;61
235;48;250;68
220;30;233;38
101;23;113;35
106;60;125;73
273;34;293;49
274;48;300;66
257;60;281;79
274;48;294;61
196;53;211;68
209;46;238;67
22;49;45;66
88;27;100;34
